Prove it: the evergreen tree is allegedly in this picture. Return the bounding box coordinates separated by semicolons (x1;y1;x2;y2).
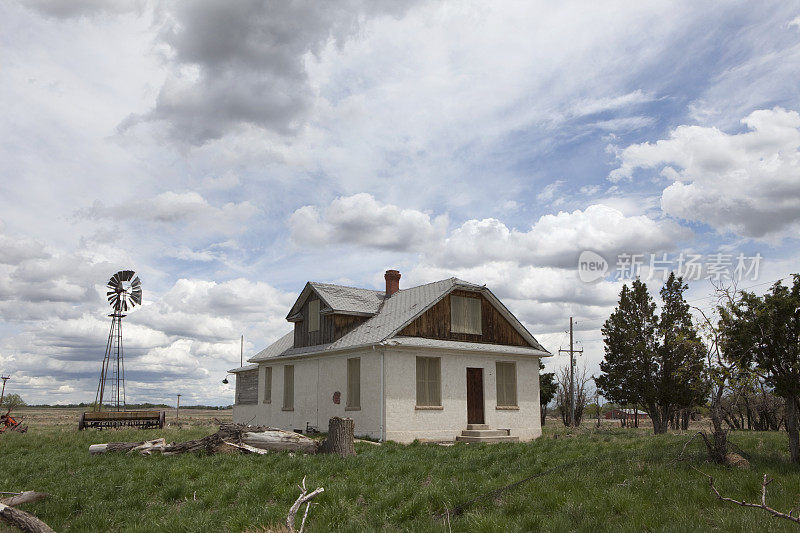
720;275;800;462
539;360;556;425
597;275;707;434
596;279;657;421
653;273;708;433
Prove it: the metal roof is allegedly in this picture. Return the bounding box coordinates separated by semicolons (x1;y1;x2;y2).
251;277;550;362
286;282;386;320
228;363;259;373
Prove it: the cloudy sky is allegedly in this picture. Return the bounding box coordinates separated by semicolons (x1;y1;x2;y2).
2;1;800;405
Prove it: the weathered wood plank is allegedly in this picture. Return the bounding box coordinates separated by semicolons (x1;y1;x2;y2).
236;370;259;405
398;290;529;347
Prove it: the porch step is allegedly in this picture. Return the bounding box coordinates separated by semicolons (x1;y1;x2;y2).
460;429;509;437
456;427;518;443
455;434;519;443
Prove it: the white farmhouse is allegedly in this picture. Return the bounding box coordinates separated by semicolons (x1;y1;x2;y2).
231;270;551;443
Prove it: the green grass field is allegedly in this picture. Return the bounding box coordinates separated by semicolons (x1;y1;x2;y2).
1;410;799;532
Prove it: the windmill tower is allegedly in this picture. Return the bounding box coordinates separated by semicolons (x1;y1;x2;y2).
94;270;142;412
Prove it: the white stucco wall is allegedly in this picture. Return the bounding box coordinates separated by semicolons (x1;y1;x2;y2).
232;349;383;439
383;346;541;443
233;346;543;444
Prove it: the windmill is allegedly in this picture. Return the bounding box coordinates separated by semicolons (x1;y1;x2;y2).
94;270;142;412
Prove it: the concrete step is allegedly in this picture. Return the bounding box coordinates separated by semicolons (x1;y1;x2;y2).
460;429;510;437
466;424;490;430
455;435;519;443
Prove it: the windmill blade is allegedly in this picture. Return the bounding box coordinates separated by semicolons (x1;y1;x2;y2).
111;272;122;286
131;290;142;305
121;270;134;281
131;276;141;288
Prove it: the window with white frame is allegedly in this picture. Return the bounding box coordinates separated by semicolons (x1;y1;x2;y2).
308;299;320;332
416;356;441;406
347;357;360;409
496;361;517;407
450;295;482;334
283;365;294;410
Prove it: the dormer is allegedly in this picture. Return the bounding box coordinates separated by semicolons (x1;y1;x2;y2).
286;277;389;348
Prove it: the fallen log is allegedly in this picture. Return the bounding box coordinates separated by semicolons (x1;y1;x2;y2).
243;431;320;454
0;502;55;533
89;424;321;455
0;492;48;507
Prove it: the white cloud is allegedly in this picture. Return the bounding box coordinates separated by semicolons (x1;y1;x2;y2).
611;107;800;239
536;180;565;203
78;191;257;230
290;196;688;267
289;193;448;251
436;204;689;269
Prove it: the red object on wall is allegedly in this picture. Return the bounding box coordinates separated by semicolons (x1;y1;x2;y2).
332;391;341;404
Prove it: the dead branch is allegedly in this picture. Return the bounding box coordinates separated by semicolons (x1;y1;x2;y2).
286;476;324;533
0;493;48;507
221;440;268;455
677;432;706;461
0;502;55;533
700;469;800;524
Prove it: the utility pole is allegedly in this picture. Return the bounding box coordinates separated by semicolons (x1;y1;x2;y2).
0;375;9;406
240;335;243;367
558;318;583;426
176;394;181;420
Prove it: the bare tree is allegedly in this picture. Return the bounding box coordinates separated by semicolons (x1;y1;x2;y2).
556;364;591;427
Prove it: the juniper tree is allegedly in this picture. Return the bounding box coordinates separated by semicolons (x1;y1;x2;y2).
655;273;708;432
539;360;556;425
596;279;657;425
720;275;800;463
597;275;707;434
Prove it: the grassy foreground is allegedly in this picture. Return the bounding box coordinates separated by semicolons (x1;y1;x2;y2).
1;413;799;531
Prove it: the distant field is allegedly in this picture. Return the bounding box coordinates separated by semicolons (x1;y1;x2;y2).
1;409;799;532
12;406;231;431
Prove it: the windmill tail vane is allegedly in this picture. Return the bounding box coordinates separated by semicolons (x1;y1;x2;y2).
95;270;142;411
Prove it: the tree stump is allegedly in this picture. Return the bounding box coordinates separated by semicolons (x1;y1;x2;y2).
319;417;355;456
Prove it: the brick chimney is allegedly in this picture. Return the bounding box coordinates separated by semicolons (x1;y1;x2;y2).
384;269;401;296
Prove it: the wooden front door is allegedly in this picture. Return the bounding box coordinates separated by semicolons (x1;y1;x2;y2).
466;368;484;424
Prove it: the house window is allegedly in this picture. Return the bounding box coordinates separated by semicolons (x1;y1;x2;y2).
451;295;482;334
283;365;294;410
235;370;258;405
308;299;320;332
347;357;360;409
496;361;517;407
416;356;441;406
263;367;272;404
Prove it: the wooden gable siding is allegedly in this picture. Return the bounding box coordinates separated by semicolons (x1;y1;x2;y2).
293;294;369;348
235;370;258;405
398;290;530;347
